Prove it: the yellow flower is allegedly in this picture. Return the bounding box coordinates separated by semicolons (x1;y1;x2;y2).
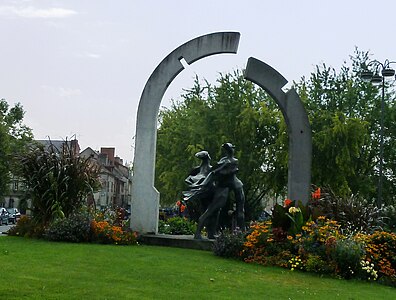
288;207;301;214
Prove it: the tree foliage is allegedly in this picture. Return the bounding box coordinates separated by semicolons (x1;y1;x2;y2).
0;98;33;199
295;49;396;204
18;140;100;225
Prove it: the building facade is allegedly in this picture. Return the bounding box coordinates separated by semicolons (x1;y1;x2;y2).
80;147;132;210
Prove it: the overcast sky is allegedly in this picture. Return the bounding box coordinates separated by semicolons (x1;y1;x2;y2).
1;0;395;164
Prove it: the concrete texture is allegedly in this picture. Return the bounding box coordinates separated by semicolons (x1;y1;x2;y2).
131;32;240;234
244;57;312;204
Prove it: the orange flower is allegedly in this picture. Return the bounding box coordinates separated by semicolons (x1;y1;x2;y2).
284;199;292;207
312;187;321;199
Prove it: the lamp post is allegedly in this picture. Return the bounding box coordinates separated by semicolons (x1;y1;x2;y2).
361;59;396;208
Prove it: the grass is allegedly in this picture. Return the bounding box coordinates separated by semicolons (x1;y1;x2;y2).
1;236;395;299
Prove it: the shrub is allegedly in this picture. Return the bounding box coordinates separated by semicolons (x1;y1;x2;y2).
310;187;384;232
332;238;365;279
43;212;91;243
158;217;196;235
91;206;130;230
294;216;343;258
158;220;171;234
7;215;45;238
305;254;334;274
241;221;292;265
213;229;245;258
91;220;138;245
356;231;396;285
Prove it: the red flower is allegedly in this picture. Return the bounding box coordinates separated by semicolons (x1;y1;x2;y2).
284;199;292;207
312;188;321;200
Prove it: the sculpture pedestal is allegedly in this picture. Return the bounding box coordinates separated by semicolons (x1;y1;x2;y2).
139;234;214;251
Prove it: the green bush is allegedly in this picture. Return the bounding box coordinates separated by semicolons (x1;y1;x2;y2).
305;254;335;274
213;229;245;258
43;212;91;243
332;238;365;279
7;215;45;238
158;217;196;235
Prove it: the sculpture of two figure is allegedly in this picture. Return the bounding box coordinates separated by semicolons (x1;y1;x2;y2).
183;143;245;239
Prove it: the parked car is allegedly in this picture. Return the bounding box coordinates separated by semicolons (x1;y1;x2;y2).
6;208;21;224
0;207;10;225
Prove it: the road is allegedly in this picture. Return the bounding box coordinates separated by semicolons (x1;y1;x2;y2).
0;224;13;236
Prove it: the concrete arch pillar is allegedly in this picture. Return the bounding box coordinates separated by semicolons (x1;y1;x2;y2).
131;32;241;233
244;57;312;204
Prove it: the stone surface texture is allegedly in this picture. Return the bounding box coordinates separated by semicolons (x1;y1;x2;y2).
244;57;312;204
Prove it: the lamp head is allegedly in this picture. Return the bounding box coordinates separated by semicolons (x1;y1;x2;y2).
370;74;383;85
382;68;395;77
361;70;373;82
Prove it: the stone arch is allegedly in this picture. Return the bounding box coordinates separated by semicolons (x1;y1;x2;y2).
244;57;312;204
131;32;241;233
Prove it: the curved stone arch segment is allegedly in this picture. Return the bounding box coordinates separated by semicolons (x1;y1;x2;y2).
131;32;240;234
244;57;312;204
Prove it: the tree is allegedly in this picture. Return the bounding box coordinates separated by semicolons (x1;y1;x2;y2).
0;98;33;200
295;49;396;205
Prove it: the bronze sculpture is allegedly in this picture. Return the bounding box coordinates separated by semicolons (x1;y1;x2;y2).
183;143;245;239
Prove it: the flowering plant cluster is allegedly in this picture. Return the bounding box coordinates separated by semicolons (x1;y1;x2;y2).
355;230;396;284
231;215;396;286
360;260;378;280
90;206;129;228
91;220;138;245
288;256;304;271
241;221;291;266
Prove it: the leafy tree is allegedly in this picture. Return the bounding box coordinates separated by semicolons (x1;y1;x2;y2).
18;139;100;225
0;98;33;200
295;49;396;205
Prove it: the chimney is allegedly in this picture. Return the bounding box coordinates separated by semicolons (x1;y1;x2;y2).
101;147;115;164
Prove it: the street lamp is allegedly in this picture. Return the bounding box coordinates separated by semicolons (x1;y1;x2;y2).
361;59;396;208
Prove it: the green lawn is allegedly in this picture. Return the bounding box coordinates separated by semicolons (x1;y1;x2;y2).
1;236;395;299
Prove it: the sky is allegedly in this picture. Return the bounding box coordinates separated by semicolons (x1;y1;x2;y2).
1;0;396;165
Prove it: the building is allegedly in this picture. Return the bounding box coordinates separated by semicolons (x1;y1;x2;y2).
80;147;132;210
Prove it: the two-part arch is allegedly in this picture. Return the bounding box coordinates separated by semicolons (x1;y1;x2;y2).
131;32;311;234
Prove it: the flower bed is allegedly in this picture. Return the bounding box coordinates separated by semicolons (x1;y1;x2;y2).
215;218;396;286
214;191;396;287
